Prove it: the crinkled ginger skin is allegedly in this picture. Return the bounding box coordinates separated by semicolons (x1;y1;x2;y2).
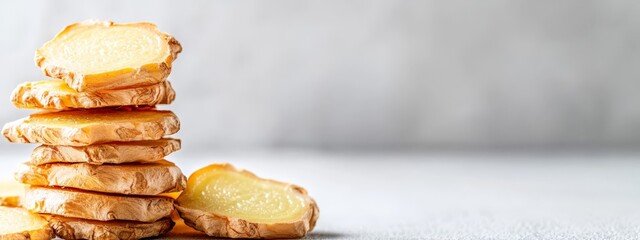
35;20;182;92
46;215;174;240
30;138;180;165
175;164;320;239
23;186;174;222
15;160;186;195
1;109;179;146
11;80;175;110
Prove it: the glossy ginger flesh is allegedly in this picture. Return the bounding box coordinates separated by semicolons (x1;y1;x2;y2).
28;79;76;93
43;25;169;74
178;169;307;224
0;206;49;234
27;109;173;126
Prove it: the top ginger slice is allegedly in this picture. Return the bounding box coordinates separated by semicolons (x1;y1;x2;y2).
35;20;182;92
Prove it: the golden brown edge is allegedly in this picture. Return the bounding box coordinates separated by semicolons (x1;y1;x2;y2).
1;109;180;146
10;80;176;110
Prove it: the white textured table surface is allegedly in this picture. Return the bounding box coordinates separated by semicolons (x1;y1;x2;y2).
1;151;639;239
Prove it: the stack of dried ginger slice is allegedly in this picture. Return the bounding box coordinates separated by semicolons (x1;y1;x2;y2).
2;20;184;240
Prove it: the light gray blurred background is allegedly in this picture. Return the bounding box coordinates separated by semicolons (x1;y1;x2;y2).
1;0;639;153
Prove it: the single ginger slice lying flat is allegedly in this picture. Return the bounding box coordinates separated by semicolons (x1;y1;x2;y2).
175;164;319;239
30;138;180;165
0;206;53;240
47;215;174;240
15;160;186;195
2;108;179;146
11;79;175;110
23;186;174;222
35;20;182;92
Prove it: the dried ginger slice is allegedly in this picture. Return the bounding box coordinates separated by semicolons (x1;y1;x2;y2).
0;206;53;240
35;20;182;92
175;164;319;239
47;215;174;240
15;160;186;195
30;138;180;165
2;108;179;146
23;186;173;222
11;79;175;110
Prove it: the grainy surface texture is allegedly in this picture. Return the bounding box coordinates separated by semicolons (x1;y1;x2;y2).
166;152;640;239
3;152;640;239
